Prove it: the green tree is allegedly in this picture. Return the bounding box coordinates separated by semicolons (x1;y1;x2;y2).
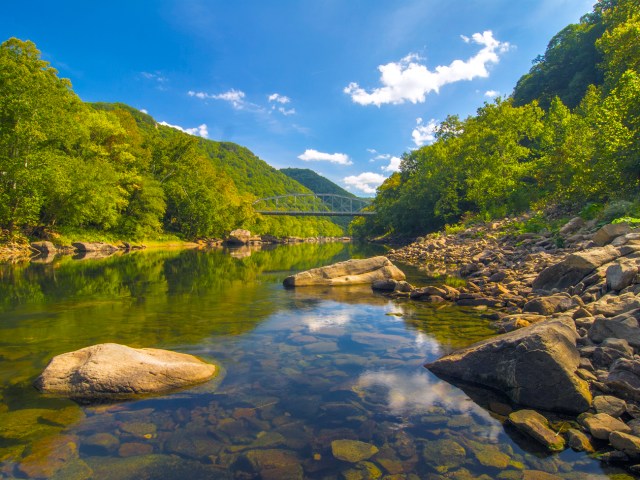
0;38;82;232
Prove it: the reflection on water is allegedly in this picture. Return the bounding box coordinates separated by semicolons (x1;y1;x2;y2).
0;244;630;479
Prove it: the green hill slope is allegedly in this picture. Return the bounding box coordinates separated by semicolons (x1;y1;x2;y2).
280;168;356;198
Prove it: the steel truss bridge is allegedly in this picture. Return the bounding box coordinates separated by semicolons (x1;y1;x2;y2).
253;194;375;216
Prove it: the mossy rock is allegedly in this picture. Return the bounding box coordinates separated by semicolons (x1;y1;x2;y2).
332;439;379;463
422;438;466;473
465;440;510;469
0;408;62;440
86;454;227;480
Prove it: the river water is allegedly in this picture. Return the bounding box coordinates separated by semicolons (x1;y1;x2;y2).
0;243;632;479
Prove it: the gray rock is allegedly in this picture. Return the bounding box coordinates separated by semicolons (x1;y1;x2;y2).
588;309;640;347
610;431;640;459
560;217;585;236
607;262;639;291
532;246;620;291
580;412;631;440
606;358;640;402
426;318;592;413
283;256;405;287
566;428;594;452
593;223;632;247
72;242;119;253
593;395;627;417
34;343;217;401
371;279;398;291
225;229;254;245
523;295;575;315
31;241;57;254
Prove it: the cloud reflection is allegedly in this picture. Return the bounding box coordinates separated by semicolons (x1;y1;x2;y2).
357;370;502;440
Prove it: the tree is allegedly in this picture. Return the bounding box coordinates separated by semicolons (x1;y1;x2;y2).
0;38;82;232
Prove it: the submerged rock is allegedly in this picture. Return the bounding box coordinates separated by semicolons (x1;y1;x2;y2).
425;318;592;413
34;343;217;401
331;439;379;463
283;256;405;287
421;438;466;473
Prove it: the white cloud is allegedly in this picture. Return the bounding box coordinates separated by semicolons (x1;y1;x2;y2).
140;109;148;114
343;172;386;194
412;117;438;146
485;89;500;98
460;34;471;44
344;31;510;106
141;71;168;83
189;89;248;110
382;156;402;173
158;121;209;139
298;149;352;165
277;107;296;116
268;93;291;104
356;370;503;440
367;148;378;154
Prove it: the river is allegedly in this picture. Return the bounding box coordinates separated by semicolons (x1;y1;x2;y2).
0;243;631;479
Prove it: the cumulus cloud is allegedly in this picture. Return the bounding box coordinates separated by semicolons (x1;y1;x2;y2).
298;149;352;165
140;108;148;114
485;89;500;98
268;93;291;104
343;172;386;194
412;117;438;147
158;121;209;138
344;31;510;106
382;156;402;173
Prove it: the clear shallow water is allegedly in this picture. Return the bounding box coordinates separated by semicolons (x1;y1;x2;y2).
0;244;632;479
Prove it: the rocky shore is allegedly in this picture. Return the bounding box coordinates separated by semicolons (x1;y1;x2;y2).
382;215;640;473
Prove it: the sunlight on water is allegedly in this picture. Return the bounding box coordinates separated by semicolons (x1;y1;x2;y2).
0;245;630;479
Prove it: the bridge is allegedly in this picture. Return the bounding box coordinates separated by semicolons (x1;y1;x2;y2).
253;194;375;216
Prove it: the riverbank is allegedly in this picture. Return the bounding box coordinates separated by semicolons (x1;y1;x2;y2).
385;213;640;471
0;231;352;264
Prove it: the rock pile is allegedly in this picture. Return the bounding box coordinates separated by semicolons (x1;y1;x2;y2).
388;217;640;472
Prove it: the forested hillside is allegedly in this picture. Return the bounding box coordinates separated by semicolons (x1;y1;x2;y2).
281;167;358;232
0;39;342;242
280;168;356;198
352;0;640;238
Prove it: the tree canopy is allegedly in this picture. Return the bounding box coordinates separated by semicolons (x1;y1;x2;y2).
0;38;343;241
353;0;640;239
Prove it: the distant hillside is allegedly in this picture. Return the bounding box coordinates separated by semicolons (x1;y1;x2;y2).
281;168;361;233
280;168;356;198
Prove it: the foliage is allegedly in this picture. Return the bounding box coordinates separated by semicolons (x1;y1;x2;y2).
512;10;606;109
280;168;356;198
354;0;640;239
0;38;342;241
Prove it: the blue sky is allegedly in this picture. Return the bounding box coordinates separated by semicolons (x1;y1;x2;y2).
2;0;595;195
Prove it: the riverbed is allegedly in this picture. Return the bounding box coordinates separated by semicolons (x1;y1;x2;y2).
0;243;632;479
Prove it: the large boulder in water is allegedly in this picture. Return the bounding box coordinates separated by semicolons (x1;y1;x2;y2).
34;343;217;401
425;318;592;413
283;256;405;287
